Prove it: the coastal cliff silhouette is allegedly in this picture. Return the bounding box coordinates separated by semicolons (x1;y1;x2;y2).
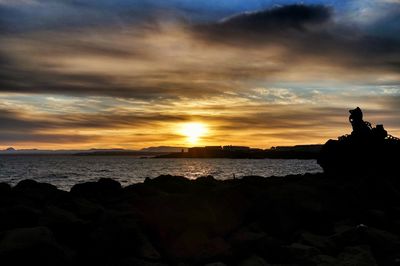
318;107;400;175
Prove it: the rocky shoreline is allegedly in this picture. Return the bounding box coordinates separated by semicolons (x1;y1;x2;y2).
1;173;400;265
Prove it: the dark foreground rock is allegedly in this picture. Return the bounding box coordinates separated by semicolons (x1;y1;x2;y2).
1;173;400;265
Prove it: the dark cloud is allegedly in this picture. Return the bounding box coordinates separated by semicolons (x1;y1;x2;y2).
196;5;332;42
216;4;331;31
195;4;400;74
0;62;222;99
0;0;160;34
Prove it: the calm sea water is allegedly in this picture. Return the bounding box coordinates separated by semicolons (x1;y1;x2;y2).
0;156;322;190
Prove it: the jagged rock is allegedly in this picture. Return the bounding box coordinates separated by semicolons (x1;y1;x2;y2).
0;226;72;266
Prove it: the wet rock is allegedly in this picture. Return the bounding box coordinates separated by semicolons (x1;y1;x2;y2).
0;226;72;266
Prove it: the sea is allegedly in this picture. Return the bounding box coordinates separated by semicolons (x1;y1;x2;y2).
0;156;322;190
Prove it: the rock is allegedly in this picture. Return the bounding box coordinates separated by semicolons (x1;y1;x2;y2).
254;236;286;264
336;246;377;266
365;209;387;228
70;178;121;199
198;237;231;261
86;212;160;262
110;257;167;266
285;243;320;263
204;262;227;266
300;232;336;254
239;255;269;266
332;225;400;251
194;175;218;186
71;197;104;219
230;228;267;244
0;226;72;266
310;254;338;266
1;205;42;230
39;205;88;246
144;175;192;194
13;179;63;204
229;227;268;259
0;182;11;196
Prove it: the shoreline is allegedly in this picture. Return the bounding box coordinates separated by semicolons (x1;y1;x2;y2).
1;172;400;265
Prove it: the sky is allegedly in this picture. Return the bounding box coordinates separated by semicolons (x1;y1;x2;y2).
0;0;400;149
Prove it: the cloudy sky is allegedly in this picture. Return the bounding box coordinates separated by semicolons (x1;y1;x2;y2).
1;0;400;149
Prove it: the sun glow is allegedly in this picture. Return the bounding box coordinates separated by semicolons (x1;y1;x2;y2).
180;122;208;144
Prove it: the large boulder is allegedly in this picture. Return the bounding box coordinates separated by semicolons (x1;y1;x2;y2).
13;179;64;205
70;178;122;200
0;183;11;197
0;226;72;266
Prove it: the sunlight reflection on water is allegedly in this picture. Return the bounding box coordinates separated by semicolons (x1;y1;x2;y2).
0;156;322;190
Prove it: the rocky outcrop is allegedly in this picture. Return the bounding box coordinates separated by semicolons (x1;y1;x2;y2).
318;107;400;174
1;173;400;265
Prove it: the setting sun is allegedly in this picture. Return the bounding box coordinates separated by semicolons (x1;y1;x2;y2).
179;123;208;144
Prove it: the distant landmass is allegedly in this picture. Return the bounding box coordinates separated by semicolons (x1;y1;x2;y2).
157;144;323;159
140;146;187;153
0;145;322;159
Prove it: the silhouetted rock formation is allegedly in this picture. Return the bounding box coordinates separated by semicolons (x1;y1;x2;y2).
2;173;400;265
318;107;400;174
